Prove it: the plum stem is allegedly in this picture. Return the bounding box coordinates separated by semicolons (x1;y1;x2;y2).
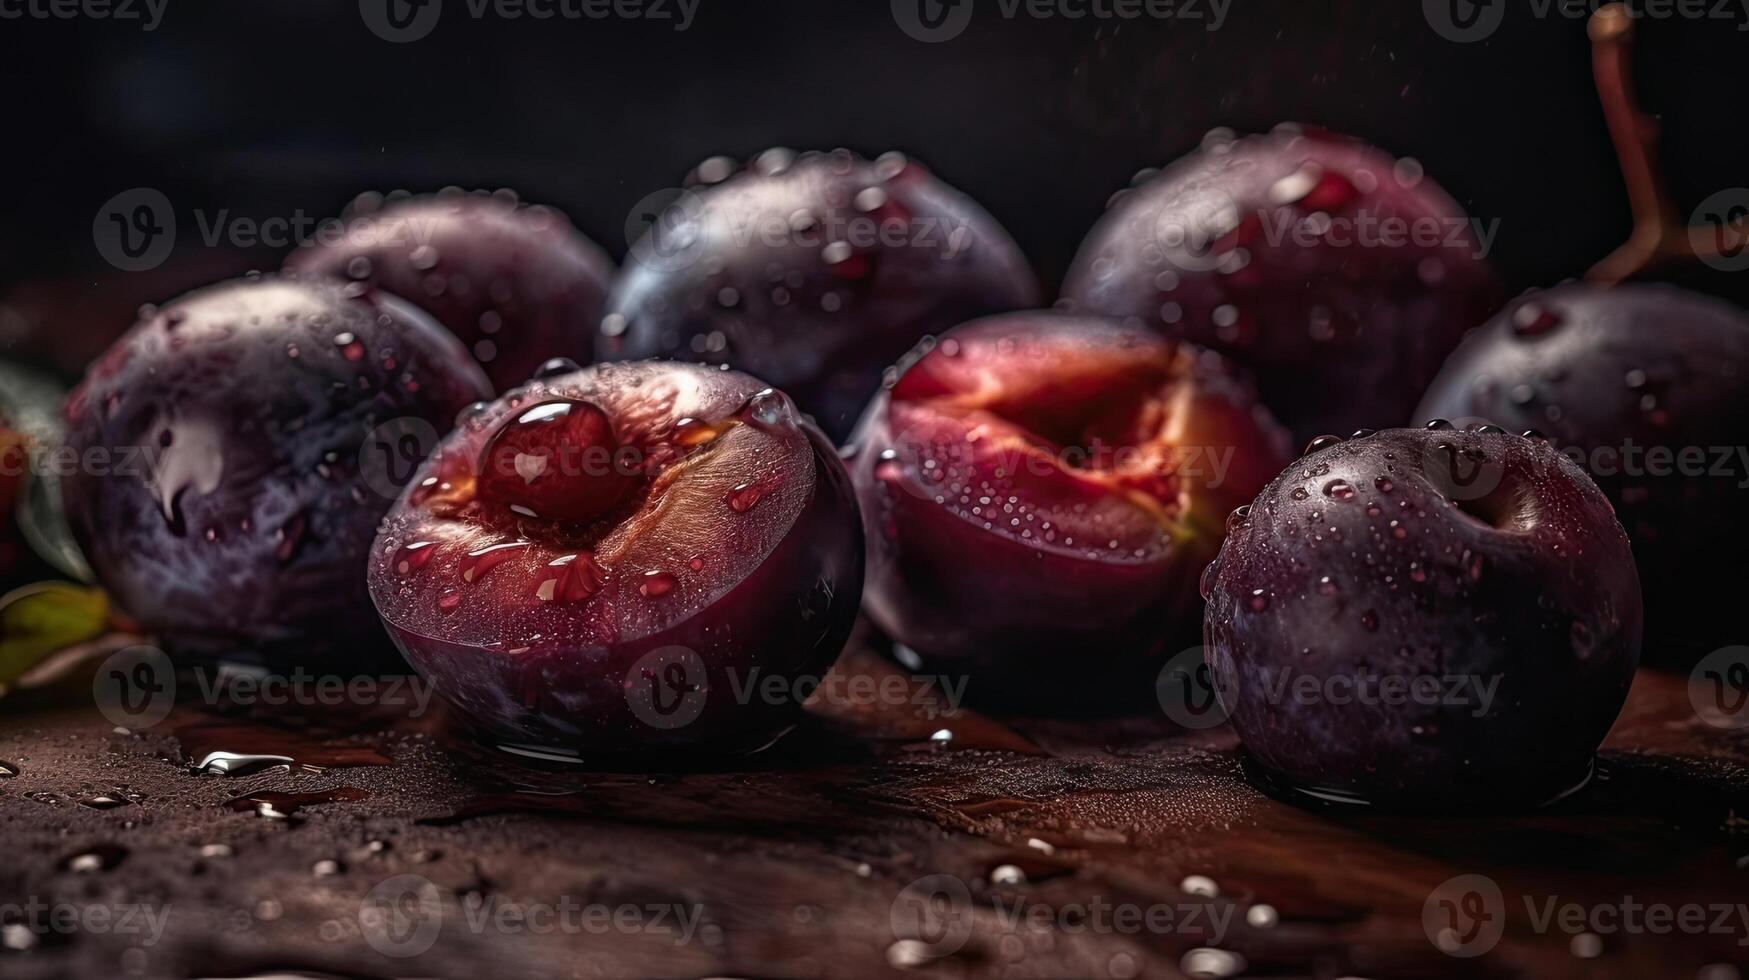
1585;3;1748;284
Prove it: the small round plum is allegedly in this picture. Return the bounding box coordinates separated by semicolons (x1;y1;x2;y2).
1416;284;1749;656
1061;125;1502;442
848;312;1292;711
286;191;614;391
368;361;864;757
602;149;1040;441
1204;426;1641;811
60;275;492;658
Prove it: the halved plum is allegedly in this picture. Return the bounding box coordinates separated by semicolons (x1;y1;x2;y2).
847;312;1291;711
602;149;1040;441
60;275;493;659
286;190;615;391
368;361;864;756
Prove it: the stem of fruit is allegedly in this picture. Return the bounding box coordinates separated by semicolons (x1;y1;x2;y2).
1585;3;1747;284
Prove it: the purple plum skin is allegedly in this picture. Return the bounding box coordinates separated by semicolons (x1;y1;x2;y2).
1061;126;1502;443
601;149;1041;441
368;362;865;756
287;193;615;392
60;276;492;659
1417;283;1749;655
1204;427;1641;811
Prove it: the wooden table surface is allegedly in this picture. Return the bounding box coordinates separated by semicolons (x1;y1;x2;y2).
0;633;1745;980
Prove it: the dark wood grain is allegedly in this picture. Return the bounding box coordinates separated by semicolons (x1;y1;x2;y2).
0;636;1745;980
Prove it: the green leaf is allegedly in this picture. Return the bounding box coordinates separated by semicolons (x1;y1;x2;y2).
0;583;110;687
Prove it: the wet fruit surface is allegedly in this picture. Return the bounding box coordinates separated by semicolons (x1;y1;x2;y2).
1060;125;1502;443
59;275;492;658
1416;283;1749;658
1203;427;1641;810
369;361;863;755
601;149;1040;441
286;191;615;392
848;312;1291;710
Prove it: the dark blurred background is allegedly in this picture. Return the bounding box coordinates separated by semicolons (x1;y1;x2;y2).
2;0;1745;378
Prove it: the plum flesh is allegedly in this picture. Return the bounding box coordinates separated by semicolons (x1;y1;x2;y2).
60;275;492;658
286;191;614;392
1061;125;1502;443
602;149;1040;441
368;361;864;756
1416;283;1749;656
1204;426;1641;811
848;312;1291;711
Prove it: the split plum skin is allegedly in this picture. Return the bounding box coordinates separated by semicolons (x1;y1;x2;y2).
1061;125;1502;443
369;361;865;756
848;312;1291;711
59;275;493;659
1203;427;1642;812
603;148;1041;441
286;191;615;392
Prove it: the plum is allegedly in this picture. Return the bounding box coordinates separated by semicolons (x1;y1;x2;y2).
847;312;1291;711
60;275;492;659
0;362;88;586
1060;125;1502;443
368;361;864;756
1416;284;1749;656
286;190;615;391
1204;426;1641;811
601;149;1040;441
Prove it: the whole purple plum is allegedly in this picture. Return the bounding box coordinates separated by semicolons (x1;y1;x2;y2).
601;149;1040;441
287;191;614;391
1061;125;1502;442
61;275;491;658
1417;283;1749;655
1204;426;1640;811
368;361;863;757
